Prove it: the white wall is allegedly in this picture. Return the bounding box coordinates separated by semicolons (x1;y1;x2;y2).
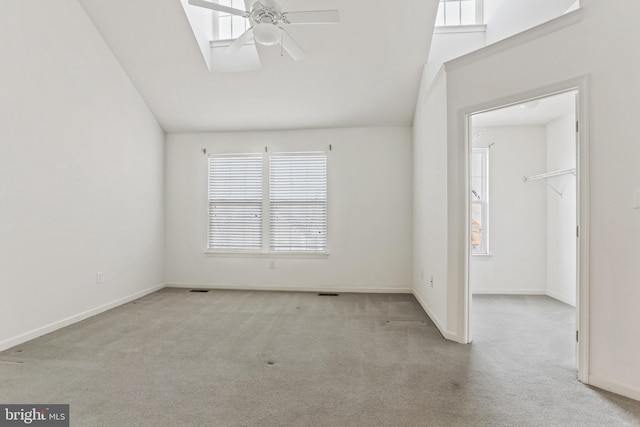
0;1;165;350
424;31;485;90
179;0;213;70
424;0;576;89
484;0;578;44
165;127;413;292
413;72;450;335
471;126;547;294
546;113;577;306
426;1;640;399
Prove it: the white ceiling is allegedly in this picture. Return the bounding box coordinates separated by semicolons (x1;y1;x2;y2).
472;91;576;128
78;0;437;133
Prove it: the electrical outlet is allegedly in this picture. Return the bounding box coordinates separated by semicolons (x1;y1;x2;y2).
430;276;434;288
269;261;276;269
96;272;104;284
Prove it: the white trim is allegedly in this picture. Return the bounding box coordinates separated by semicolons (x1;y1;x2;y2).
205;251;329;258
210;40;255;49
412;290;459;342
589;375;640;402
462;112;472;344
167;283;412;294
445;8;584;72
435;24;486;34
575;76;590;384
472;289;546;295
0;283;166;353
461;77;591;382
471;253;492;259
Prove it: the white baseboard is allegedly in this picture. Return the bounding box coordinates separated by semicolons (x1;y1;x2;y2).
589;375;640;402
545;290;576;307
472;289;547;295
0;283;166;353
166;283;412;294
412;290;460;343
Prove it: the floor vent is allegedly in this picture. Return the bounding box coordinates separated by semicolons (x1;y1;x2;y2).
189;289;210;293
318;292;339;296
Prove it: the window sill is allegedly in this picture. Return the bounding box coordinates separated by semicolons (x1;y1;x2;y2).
210;39;255;49
472;253;492;259
435;24;486;34
205;251;330;259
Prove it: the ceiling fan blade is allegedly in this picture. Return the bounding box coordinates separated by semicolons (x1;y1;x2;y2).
282;10;340;24
225;27;255;54
188;0;249;17
278;27;306;61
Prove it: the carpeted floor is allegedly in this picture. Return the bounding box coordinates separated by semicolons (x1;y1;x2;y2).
1;289;639;426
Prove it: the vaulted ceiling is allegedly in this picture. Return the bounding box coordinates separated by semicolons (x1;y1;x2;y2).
78;0;437;133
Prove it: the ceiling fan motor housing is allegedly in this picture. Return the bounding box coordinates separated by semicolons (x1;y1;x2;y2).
250;2;282;25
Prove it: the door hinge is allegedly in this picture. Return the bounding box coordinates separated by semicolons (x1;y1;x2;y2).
576;120;579;133
577;226;579;238
576;330;579;342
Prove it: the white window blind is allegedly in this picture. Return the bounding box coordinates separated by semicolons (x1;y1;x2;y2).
269;153;327;252
208;154;263;251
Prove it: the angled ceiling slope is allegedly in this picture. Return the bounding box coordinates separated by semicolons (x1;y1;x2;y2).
78;0;437;133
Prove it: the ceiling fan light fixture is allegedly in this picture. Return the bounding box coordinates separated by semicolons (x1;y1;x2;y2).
520;100;540;110
253;23;280;46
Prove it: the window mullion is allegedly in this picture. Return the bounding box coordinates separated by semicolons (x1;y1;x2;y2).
476;0;484;24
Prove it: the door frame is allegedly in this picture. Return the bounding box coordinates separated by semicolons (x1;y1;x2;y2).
461;77;590;383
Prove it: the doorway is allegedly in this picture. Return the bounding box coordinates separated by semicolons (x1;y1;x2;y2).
466;88;586;378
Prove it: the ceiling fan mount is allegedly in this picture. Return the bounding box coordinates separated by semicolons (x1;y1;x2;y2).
249;3;282;25
188;0;340;61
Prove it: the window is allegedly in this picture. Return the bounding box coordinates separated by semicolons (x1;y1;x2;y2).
435;0;483;26
208;152;328;254
471;148;489;255
213;0;250;41
269;154;327;252
208;154;263;251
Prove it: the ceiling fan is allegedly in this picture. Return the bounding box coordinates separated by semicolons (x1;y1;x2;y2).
188;0;340;61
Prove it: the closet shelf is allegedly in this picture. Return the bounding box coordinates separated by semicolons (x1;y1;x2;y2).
523;168;576;197
523;168;576;182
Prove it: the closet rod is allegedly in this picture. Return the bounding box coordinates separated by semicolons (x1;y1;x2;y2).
523;168;576;182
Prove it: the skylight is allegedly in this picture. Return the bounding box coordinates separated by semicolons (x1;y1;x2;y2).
435;0;483;26
214;0;250;41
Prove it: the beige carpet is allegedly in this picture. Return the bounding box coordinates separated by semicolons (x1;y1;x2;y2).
1;289;639;426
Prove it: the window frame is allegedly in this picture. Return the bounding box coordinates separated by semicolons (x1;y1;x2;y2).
206;151;329;257
471;147;489;256
435;0;484;28
212;0;250;43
